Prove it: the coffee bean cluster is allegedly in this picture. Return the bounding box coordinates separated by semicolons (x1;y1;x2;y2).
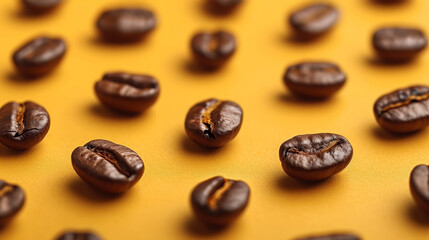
0;0;427;239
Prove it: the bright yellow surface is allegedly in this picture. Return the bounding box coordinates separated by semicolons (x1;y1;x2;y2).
1;0;429;239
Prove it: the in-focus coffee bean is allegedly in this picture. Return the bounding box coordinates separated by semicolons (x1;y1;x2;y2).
94;72;160;114
0;101;50;150
279;133;353;181
295;233;361;240
55;231;103;240
410;164;429;214
191;176;250;226
96;8;157;42
0;180;25;225
185;98;243;148
71;139;144;194
21;0;62;13
289;3;339;39
12;36;66;77
208;0;243;12
373;85;429;133
190;31;236;68
372;27;427;61
283;62;346;98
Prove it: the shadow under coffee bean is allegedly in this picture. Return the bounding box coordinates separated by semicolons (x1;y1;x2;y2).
294;233;361;240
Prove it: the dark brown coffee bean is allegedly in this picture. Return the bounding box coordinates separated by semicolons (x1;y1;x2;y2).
0;101;50;150
373;27;427;61
191;176;250;226
185;98;243;148
279;133;353;181
71;139;144;194
295;233;361;240
55;231;102;240
190;31;236;68
208;0;243;12
283;62;346;98
21;0;62;13
96;8;157;43
94;72;160;114
289;3;339;39
0;180;25;225
373;85;429;133
410;164;429;214
12;36;67;77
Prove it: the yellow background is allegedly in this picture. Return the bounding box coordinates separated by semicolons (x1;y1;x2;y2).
1;0;429;239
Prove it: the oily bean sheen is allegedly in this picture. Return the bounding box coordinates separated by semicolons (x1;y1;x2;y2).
185;98;243;148
94;72;160;113
373;27;427;61
191;176;250;226
295;233;361;240
55;231;102;240
373;85;429;133
191;31;236;68
289;3;339;39
21;0;62;13
279;133;353;181
96;8;157;42
0;180;25;225
410;165;429;214
71;139;144;194
283;62;346;98
12;36;66;77
208;0;243;11
0;101;50;150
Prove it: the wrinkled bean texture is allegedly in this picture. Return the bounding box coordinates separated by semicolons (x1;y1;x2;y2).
55;231;103;240
0;180;25;225
21;0;62;13
191;31;236;68
295;233;361;240
410;165;429;214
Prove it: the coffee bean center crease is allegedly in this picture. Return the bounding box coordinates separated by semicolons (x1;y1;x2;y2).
381;93;429;113
86;145;131;177
287;139;340;156
208;179;231;210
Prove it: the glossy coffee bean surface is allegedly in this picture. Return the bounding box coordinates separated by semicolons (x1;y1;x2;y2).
289;3;339;39
21;0;62;13
13;36;66;77
283;62;346;98
96;8;157;42
373;85;429;133
55;231;102;240
191;176;250;226
185;98;243;148
191;31;236;68
279;133;353;181
0;180;25;225
0;101;50;150
295;233;361;240
373;27;427;61
94;72;160;113
410;164;429;214
72;139;144;194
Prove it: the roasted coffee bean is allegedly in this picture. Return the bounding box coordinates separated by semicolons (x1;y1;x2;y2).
279;133;353;181
94;72;160;114
410;164;429;214
283;62;346;98
21;0;62;13
289;3;339;39
295;233;361;240
373;85;429;133
0;101;50;150
71;139;144;194
373;27;427;61
190;31;236;68
191;176;250;226
55;231;102;240
208;0;243;12
0;180;25;225
12;36;66;77
96;8;157;42
185;98;243;148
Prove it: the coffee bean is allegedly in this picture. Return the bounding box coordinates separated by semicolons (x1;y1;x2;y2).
208;0;243;12
0;101;50;150
21;0;62;13
289;3;339;39
190;176;250;226
55;231;102;240
295;233;361;240
0;180;25;225
96;8;157;43
71;139;144;194
12;36;67;77
373;85;429;133
283;62;346;98
185;98;243;148
94;72;160;114
373;27;427;61
410;164;429;214
190;31;236;68
279;133;353;181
